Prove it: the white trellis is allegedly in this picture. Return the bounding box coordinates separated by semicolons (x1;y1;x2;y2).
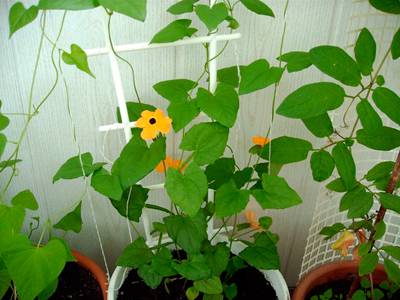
84;14;241;247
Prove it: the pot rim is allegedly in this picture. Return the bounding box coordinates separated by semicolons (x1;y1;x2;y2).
72;250;108;300
292;260;386;300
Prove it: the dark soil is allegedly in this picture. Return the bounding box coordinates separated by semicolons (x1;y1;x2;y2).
3;262;102;300
117;255;277;300
306;278;400;299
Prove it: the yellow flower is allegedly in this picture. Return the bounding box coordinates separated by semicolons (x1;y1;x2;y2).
136;108;172;140
331;230;355;256
252;136;270;147
155;156;183;173
245;210;260;230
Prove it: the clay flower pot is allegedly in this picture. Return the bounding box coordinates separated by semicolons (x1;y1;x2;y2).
292;260;387;300
72;250;108;299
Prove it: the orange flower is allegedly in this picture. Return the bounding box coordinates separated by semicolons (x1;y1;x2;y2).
252;136;270;147
136;109;172;140
331;230;355;256
245;210;260;230
155;156;183;173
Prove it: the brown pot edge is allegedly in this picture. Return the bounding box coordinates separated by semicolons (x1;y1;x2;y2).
292;260;386;300
72;250;108;300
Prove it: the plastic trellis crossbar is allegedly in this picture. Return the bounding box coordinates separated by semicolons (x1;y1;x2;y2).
87;20;241;245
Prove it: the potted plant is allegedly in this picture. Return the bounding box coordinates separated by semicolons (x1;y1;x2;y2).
2;2;110;298
265;1;400;299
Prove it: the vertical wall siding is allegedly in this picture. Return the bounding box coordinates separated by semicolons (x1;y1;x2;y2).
1;0;397;286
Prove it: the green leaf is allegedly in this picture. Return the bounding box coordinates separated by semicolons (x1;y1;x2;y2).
217;66;239;88
180;122;229;165
186;286;200;300
310;150;335;182
340;187;373;218
332;143;356;190
9;2;38;38
260;136;312;164
259;216;272;230
203;243;230;276
384;259;400;285
195;3;228;32
0;133;7;159
382;245;400;260
153;79;197;102
53;152;94;183
302;113;334;138
112;136;165;189
3;239;67;300
375;221;386;240
379;193;400;214
392;28;400;59
224;283;237;300
137;264;162;289
151;19;197;44
153;79;199;131
110;185;149;222
91;169;123;200
352;290;366;300
278;51;312;73
356;99;383;130
116;237;153;268
164;212;207;254
196;84;239;128
38;0;99;10
203;294;224;300
319;223;345;239
372;87;400;126
239;59;283;95
326;178;347;192
359;252;379;276
37;279;58;300
205;157;235;189
0;260;10;299
0;204;25;246
365;161;394;181
356;127;400;151
62;44;94;78
368;0;400;14
239;0;274;17
194;276;223;294
0;113;10;131
354;28;376;76
11;190;38;211
215;180;250;218
165;162;207;217
310;45;361;86
232;167;253;188
276;82;345;119
239;232;280;269
98;0;146;21
53;202;82;233
168;0;198;14
252;174;302;209
173;254;212;280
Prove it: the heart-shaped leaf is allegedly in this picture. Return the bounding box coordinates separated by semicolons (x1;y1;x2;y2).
53;202;82;233
9;3;38;38
197;83;239;128
195;3;228;32
239;0;274;17
98;0;146;21
38;0;99;10
11;190;38;211
151;19;197;44
62;44;94;78
110;185;149;222
165;162;208;217
215;180;250;218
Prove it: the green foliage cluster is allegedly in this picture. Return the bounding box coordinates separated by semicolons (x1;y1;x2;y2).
2;0;400;299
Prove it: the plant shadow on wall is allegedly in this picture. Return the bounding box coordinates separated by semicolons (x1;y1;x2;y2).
285;1;400;300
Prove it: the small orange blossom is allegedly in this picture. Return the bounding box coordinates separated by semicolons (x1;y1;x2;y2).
136;108;172;140
155;156;183;173
331;230;355;256
252;136;270;147
245;210;261;230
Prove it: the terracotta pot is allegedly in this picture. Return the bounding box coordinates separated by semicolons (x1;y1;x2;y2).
292;260;387;300
72;250;108;300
